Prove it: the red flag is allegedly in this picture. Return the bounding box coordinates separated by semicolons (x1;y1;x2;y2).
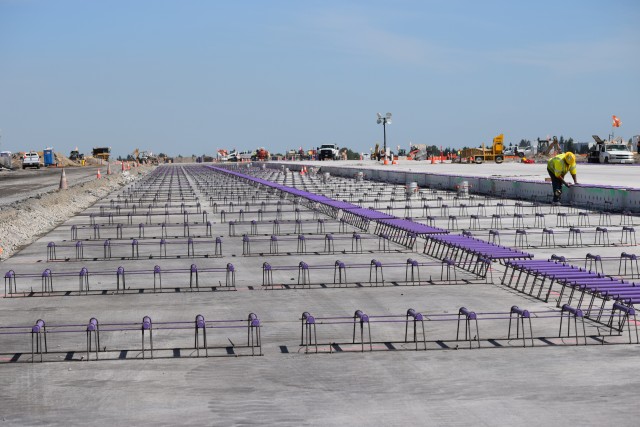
612;115;621;127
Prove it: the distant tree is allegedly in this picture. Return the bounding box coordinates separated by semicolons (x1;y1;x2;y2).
578;144;590;155
564;138;575;153
519;139;531;148
342;147;361;160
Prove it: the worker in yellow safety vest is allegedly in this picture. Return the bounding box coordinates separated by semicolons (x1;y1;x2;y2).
547;152;577;203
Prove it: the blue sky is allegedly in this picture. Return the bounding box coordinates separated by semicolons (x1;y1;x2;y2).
1;0;639;157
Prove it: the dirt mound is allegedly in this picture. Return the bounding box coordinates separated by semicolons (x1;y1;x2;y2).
83;156;107;165
54;152;78;167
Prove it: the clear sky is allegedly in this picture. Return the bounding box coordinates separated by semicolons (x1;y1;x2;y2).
1;0;639;158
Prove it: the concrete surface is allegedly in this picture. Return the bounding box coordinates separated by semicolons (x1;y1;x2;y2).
0;162;639;426
286;159;640;189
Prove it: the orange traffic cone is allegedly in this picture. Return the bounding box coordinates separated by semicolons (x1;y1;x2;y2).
59;168;68;190
431;156;435;164
96;169;102;179
121;161;125;172
383;158;389;165
392;158;398;165
107;162;112;175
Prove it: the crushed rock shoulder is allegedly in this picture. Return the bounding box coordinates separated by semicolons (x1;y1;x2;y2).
0;168;152;261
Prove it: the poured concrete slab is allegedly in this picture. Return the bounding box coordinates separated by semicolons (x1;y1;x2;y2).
0;163;638;425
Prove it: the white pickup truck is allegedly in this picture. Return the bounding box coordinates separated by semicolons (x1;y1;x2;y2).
318;144;340;160
587;143;634;164
22;151;41;169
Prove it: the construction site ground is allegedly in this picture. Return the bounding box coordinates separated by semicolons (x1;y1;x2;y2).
0;165;106;205
0;161;638;425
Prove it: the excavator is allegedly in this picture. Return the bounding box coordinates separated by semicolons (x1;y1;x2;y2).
538;136;561;156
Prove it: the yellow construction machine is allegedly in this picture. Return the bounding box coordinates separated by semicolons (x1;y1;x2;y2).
92;147;111;161
458;134;504;164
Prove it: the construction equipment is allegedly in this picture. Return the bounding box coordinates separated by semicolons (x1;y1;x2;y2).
540;136;561;156
69;148;84;162
228;150;239;162
92;147;111;161
458;134;504;164
139;151;158;164
217;149;229;161
373;144;381;161
408;144;429;161
251;147;270;161
132;148;158;164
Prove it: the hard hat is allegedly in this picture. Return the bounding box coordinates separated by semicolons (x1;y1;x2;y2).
564;152;576;166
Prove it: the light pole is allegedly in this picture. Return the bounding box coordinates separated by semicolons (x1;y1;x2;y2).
376;113;392;160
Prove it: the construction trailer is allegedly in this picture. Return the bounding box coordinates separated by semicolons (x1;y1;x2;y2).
458;134;504;164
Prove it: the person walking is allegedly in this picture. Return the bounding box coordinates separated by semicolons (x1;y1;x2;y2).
547;152;578;204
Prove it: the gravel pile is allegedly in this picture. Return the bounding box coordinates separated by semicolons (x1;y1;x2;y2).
0;169;151;261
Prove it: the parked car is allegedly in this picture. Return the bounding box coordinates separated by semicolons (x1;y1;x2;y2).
22;151;41;169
